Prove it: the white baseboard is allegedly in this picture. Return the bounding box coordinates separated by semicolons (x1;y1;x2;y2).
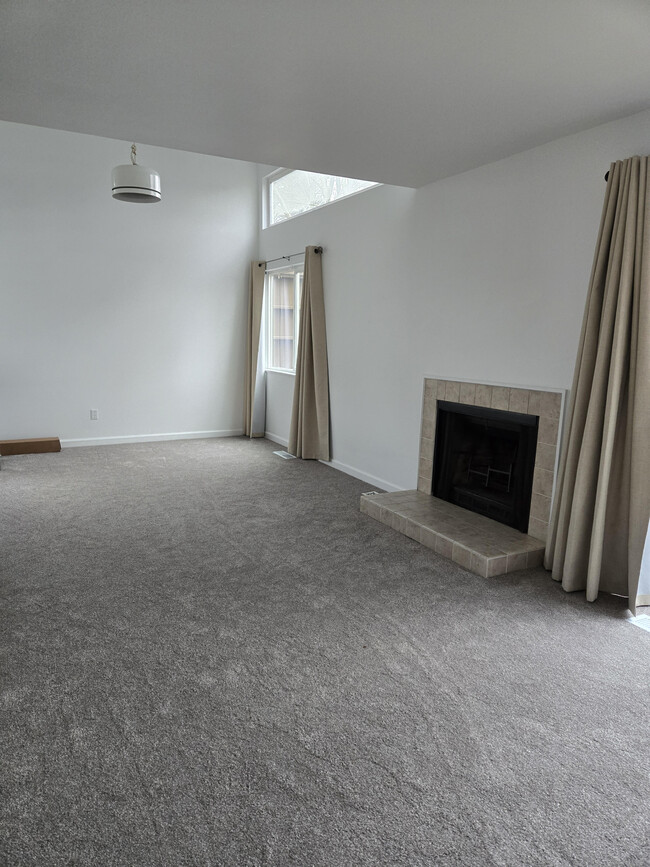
322;457;402;493
265;433;401;492
61;429;405;493
61;429;243;448
264;431;289;447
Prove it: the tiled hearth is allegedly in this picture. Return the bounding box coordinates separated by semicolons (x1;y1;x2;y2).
360;490;545;578
360;378;565;578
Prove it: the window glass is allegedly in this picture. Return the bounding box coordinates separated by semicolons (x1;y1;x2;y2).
266;266;303;371
267;170;378;225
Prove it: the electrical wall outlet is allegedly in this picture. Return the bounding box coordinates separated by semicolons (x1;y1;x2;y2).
90;409;99;420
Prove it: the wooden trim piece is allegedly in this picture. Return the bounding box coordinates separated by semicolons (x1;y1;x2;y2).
0;437;61;456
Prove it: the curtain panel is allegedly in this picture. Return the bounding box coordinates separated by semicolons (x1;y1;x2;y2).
289;246;331;461
545;156;650;613
244;261;266;437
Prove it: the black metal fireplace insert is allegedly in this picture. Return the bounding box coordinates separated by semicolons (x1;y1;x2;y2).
432;401;538;532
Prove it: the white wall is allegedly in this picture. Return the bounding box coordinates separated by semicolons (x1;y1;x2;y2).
264;371;295;447
0;122;258;445
259;108;650;490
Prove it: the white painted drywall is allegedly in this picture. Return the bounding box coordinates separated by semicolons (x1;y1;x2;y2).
0;122;258;444
259;108;650;491
264;371;295;447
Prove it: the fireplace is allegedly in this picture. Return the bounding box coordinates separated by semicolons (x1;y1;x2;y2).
432;401;538;532
417;379;564;541
359;378;564;579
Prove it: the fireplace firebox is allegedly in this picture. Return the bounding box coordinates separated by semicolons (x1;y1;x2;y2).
432;401;539;532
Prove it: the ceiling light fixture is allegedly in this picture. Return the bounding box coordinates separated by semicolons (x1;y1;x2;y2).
111;143;161;203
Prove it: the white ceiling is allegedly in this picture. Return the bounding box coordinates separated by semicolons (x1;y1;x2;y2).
2;0;650;188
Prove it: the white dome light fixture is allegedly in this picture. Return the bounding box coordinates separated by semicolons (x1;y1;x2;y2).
112;143;161;203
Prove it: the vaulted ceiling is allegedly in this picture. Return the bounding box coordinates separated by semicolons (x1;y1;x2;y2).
2;0;649;187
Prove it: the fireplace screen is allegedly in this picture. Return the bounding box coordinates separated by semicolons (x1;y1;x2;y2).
432;401;538;532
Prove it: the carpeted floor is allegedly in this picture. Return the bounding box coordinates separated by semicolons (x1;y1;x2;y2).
0;437;648;866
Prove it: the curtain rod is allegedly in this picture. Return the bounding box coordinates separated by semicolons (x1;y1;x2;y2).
259;247;323;268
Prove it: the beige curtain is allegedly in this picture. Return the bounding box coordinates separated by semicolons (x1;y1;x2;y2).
545;156;650;614
244;261;266;437
289;246;330;460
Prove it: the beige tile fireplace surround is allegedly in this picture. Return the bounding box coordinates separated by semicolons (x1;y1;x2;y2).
361;379;565;579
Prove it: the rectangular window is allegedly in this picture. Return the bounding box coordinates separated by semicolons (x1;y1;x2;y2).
264;168;378;227
265;264;303;372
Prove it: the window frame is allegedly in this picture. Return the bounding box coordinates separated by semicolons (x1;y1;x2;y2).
263;167;379;228
264;261;304;374
262;168;290;229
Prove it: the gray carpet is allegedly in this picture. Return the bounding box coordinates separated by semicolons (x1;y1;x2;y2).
0;438;648;866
